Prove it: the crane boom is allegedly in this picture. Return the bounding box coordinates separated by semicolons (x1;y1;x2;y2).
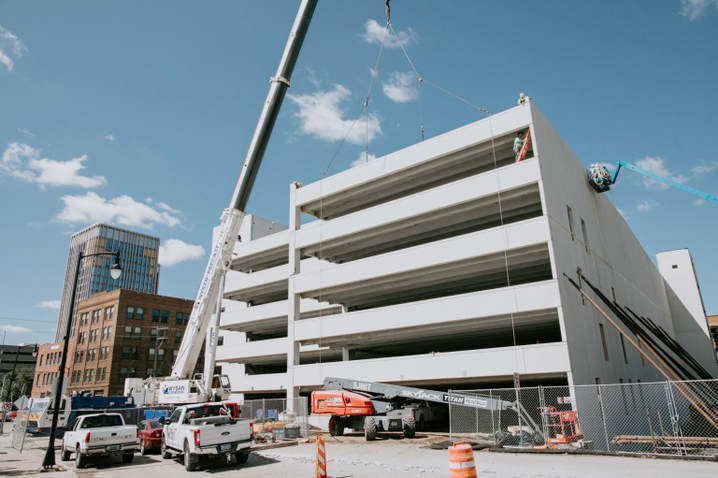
170;0;319;385
588;161;717;205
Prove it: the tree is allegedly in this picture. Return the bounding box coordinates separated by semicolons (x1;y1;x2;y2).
1;368;36;404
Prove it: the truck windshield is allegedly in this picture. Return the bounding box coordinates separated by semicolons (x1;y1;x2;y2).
81;415;123;428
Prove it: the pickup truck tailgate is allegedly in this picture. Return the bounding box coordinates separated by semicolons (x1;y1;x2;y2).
86;426;137;448
196;420;251;448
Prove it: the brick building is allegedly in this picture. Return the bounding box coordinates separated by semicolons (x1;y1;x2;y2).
32;290;195;398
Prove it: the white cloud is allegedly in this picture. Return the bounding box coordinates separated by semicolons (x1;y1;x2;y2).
18;128;33;136
105;134;116;142
0;25;28;72
55;192;182;230
637;199;659;212
361;19;418;49
680;0;718;21
0;325;32;334
382;71;419;103
157;202;181;213
691;161;718;176
159;239;205;267
36;300;61;309
634;157;688;190
288;84;381;145
695;199;707;206
1;143;106;188
350;152;378;169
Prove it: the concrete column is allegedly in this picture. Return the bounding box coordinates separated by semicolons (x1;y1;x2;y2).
287;183;302;406
342;347;350;361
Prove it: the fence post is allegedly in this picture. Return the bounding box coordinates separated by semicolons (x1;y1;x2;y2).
664;381;686;456
538;386;547;443
515;387;524;447
448;389;453;442
598;384;611;452
489;390;496;444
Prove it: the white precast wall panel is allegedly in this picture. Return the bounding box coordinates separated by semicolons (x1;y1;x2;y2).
657;249;710;336
529;102;718;384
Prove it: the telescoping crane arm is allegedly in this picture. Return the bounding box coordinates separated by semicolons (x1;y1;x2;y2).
588;161;718;205
323;377;542;432
171;0;319;384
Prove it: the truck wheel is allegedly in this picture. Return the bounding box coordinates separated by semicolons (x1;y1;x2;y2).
61;446;71;462
364;417;377;441
122;453;134;463
328;416;344;437
403;415;416;438
75;449;88;469
235;450;250;464
183;441;197;471
161;439;172;459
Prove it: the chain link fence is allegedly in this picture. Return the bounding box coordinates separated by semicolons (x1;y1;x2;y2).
240;397;309;440
449;379;718;457
11;410;29;452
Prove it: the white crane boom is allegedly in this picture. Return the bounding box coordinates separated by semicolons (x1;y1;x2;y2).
166;0;319;397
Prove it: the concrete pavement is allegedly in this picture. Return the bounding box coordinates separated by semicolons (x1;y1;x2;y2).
2;431;717;477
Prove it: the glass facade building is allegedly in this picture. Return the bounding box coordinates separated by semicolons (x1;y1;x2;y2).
55;224;161;342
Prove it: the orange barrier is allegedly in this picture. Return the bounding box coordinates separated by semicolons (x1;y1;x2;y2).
315;434;327;478
448;441;477;478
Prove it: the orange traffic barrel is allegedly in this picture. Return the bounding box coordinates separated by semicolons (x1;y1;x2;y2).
448;441;477;478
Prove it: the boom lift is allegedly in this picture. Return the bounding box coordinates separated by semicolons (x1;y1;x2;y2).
587;161;718;204
312;377;544;443
128;0;319;405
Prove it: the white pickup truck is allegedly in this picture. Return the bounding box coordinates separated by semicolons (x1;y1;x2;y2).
403;400;446;430
61;413;139;468
159;402;253;471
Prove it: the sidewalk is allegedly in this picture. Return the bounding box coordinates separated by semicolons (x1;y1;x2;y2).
0;431;77;477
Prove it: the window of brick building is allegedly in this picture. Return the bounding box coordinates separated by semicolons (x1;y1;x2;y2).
136;307;144;321
127;306;135;320
152;309;160;322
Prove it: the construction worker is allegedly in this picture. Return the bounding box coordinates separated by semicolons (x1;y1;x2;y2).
513;132;525;158
518;93;527;106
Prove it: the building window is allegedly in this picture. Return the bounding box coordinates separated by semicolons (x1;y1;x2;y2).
173;349;178;361
127;306;135;320
134;327;142;340
152;309;160;322
217;336;224;346
150;328;157;342
158;348;165;362
88;369;94;383
184;314;190;325
78;331;86;344
88;349;96;362
119;367;128;383
599;323;609;361
122;346;130;360
580;219;590;254
105;306;114;321
176;312;183;325
149;348;155;362
161;310;168;323
124;326;132;339
159;328;167;341
136;307;144;321
567;206;576;242
175;330;182;344
39;355;43;367
131;347;139;360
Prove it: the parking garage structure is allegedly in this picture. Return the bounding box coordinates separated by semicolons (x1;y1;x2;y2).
217;103;718;402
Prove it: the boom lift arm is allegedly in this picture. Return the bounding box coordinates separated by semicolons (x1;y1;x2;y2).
322;377;542;434
167;0;319;399
588;161;718;205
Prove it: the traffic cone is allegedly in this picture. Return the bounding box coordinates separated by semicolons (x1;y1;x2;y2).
315;434;327;478
448;441;477;478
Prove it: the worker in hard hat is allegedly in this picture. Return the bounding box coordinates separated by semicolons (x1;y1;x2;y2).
518;93;527;106
513;131;525;158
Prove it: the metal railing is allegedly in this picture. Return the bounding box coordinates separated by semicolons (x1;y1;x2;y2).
11;410;30;453
240;397;309;440
449;379;718;457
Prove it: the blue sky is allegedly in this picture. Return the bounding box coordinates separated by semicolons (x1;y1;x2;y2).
1;1;717;346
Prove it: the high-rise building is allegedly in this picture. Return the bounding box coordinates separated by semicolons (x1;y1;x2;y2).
56;224;161;342
215;102;718;401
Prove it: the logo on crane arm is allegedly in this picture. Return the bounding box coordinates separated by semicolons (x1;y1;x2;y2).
198;243;222;303
400;390;443;401
351;381;371;391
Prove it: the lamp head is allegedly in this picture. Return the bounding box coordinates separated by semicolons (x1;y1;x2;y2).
110;252;122;280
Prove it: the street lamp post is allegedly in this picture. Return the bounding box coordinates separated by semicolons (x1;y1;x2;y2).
41;251;121;469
